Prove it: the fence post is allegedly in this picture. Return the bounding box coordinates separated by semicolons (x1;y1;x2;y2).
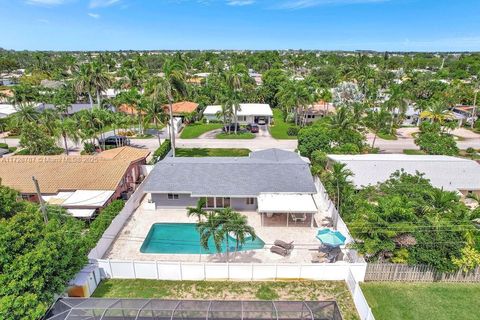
155;261;159;280
108;259;113;278
132;260;136;279
275;264;278;281
227;262;230;280
179;262;183;281
251;263;254;280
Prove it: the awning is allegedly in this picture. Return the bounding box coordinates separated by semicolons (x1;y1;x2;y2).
67;208;96;218
257;193;317;213
62;190;115;207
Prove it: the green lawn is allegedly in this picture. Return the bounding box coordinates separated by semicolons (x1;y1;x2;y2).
269;109;298;140
176;148;251;157
216;132;255;139
377;131;398;140
361;282;480;320
403;149;426;155
180;123;223;139
93;279;359;320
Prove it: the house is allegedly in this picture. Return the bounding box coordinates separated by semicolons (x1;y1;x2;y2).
327;154;480;197
0;147;150;218
162;101;199;118
298;101;336;124
143;149;318;226
0;104;16;118
451;105;477;126
398;105;420;126
203;103;273;125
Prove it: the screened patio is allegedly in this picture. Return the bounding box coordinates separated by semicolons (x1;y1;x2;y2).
257;194;318;228
45;298;343;320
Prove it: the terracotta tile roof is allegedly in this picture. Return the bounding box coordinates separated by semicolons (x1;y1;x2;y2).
118;104;146;115
0;147;150;194
163;101;199;115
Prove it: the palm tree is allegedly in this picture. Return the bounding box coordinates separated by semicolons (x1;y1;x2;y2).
161;59;187;157
226;212;257;258
55;117;80;155
276;80;313;126
187;198;207;223
365;107;390;148
329;162;353;228
330;106;355;131
11;102;40;127
197;212;223;254
90;60;111;108
226;64;247;134
73;63;94;108
420;100;454;124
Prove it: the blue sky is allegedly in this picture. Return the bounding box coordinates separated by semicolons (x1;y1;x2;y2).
1;0;480;51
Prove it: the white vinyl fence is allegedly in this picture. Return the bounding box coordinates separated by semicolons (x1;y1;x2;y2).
346;269;376;320
96;259;367;282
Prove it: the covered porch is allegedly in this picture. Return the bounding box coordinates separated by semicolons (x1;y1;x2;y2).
257;193;318;228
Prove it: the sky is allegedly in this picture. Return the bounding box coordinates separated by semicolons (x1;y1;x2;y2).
1;0;480;51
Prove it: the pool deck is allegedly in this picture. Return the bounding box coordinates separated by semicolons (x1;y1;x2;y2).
104;197;336;264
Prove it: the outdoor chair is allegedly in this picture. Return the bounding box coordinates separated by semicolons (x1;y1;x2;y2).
270;245;290;256
291;213;307;222
274;240;294;250
311;252;329;263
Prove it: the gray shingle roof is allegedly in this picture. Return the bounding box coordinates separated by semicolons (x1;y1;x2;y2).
143;149;317;196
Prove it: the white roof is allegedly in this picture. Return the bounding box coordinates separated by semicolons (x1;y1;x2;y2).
67;208;96;218
0;104;17;118
257;193;318;213
62;190;115;207
328;154;480;191
204;103;273;117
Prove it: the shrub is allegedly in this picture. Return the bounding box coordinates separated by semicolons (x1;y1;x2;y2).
150;139;171;164
287;126;299;136
83;142;96;155
466;147;476;154
0;143;8;149
85;200;125;249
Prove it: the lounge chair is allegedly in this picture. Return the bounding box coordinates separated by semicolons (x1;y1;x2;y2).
311;252;328;263
291;213;307;222
270;245;290;256
274;240;294;250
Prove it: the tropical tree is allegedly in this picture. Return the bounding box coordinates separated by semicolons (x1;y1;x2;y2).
90;60;111;108
161;59;187;157
420;100;454;124
226;211;257;257
73;63;94;108
197;212;223;254
54;117;80;155
365;107;391;148
187;198;207;223
226;64;248;134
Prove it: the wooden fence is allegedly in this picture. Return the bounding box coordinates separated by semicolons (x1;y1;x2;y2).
365;263;480;282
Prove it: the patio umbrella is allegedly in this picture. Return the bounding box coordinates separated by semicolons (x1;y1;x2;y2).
316;228;346;247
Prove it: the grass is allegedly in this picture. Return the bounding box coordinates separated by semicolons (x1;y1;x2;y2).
269;109;298;140
176;148;251;157
459;149;480;160
92;279;359;320
361;282;480;320
180;123;223;139
403;149;426;155
377;131;398;140
216;132;255;139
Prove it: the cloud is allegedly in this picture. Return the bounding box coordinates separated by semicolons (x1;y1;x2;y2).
227;0;255;6
25;0;66;5
88;12;101;18
278;0;389;9
89;0;121;8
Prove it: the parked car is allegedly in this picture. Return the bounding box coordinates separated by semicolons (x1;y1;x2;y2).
246;123;259;133
223;123;241;132
99;135;130;147
257;117;267;125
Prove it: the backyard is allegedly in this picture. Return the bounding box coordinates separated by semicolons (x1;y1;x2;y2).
93;279;359;320
361;282;480;320
269;109;298;140
176;148;251;157
180;123;223;139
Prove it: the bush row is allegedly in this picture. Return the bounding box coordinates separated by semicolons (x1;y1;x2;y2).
150;139;171;164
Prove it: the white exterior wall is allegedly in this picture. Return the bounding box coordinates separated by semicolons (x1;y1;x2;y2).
152;193;199;209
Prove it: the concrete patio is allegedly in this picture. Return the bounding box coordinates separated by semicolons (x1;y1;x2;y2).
104;197;336;263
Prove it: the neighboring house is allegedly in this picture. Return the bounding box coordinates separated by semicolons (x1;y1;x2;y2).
0;104;17;118
102;88;123;99
298;101;336;124
0;146;150;218
143;149;318;226
398;105;420;126
37;103;95;115
327;154;480;197
451;105;477;126
162;101;199;119
203;103;273;125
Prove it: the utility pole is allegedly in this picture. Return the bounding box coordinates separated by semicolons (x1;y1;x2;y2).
32;176;48;224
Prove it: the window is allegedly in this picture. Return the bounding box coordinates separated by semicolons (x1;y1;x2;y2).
167;193;179;200
223;197;231;208
246;198;255;205
206;197;215;208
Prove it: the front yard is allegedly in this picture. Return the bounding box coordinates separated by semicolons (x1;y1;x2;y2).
216;132;256;139
269;109;298;140
176;148;251;157
93;279;359;320
180;123;223;139
361;282;480;320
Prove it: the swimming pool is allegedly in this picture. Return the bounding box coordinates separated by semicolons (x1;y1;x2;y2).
140;223;265;254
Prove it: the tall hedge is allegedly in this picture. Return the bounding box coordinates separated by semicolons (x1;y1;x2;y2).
150;139;171;164
85;200;125;249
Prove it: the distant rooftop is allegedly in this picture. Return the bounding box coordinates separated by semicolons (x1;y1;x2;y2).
143;149;316;197
328;154;480;191
204;103;273;117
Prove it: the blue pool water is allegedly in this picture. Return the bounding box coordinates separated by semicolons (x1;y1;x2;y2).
140;223;265;254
